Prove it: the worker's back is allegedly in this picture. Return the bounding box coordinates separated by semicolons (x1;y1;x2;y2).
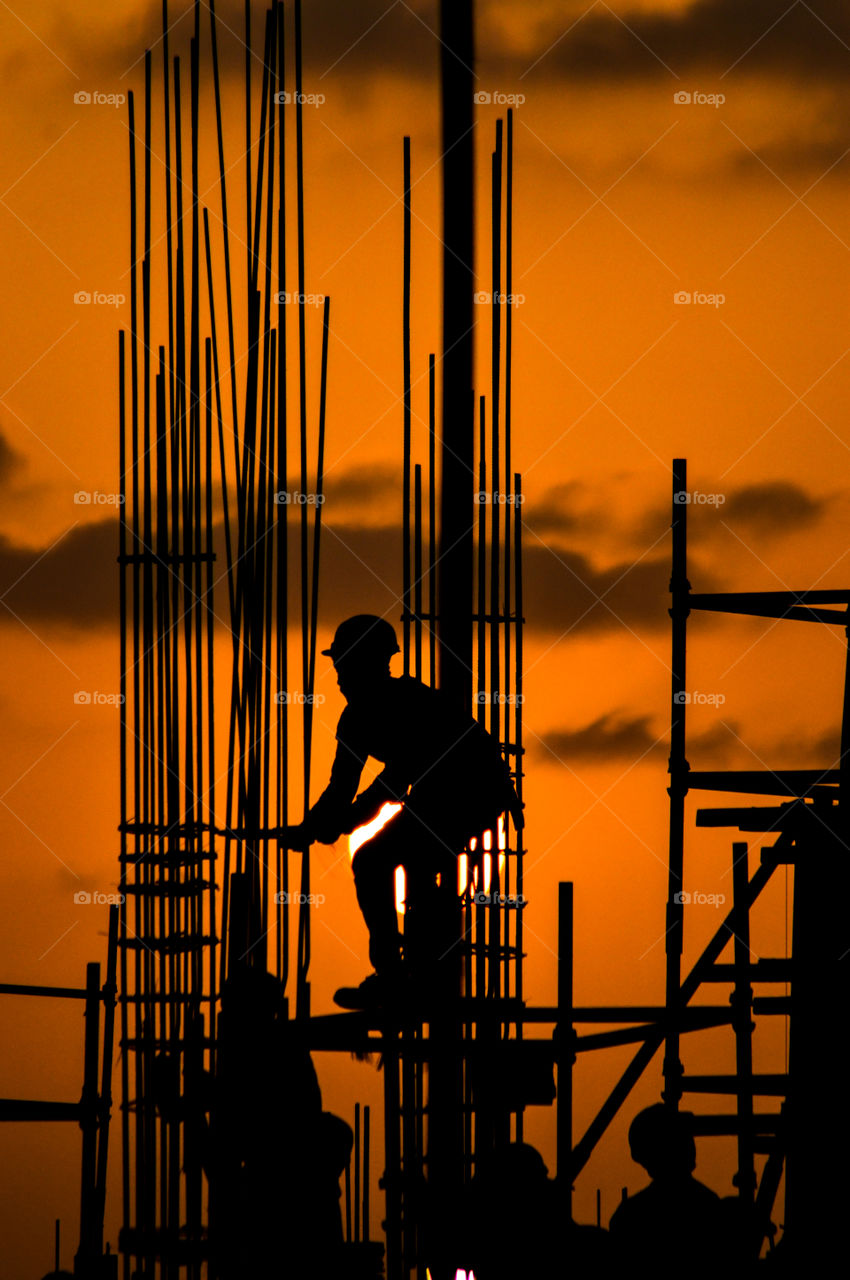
337;674;515;838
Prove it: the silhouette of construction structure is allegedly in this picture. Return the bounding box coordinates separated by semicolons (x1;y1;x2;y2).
0;1;841;1277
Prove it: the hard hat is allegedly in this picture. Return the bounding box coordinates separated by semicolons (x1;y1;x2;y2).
321;615;400;663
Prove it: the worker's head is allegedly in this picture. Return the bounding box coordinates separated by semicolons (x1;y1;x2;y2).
628;1104;697;1179
322;615;399;696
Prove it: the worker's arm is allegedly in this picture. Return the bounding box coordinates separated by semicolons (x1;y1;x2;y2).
344;763;410;831
287;759;410;849
285;741;365;849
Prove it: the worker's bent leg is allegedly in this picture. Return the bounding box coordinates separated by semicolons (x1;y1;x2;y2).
350;818;406;975
404;846;459;976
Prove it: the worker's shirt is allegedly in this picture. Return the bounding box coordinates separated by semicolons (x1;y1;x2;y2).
305;675;517;845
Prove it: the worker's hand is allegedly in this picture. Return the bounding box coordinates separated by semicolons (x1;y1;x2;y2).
509;796;525;831
283;823;313;852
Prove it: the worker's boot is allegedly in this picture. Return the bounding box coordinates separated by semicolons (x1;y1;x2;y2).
332;966;407;1010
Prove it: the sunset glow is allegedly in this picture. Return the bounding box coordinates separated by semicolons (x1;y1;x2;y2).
0;0;838;1269
348;801;404;858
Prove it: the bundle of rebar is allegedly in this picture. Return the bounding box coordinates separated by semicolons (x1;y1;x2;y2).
117;1;327;1272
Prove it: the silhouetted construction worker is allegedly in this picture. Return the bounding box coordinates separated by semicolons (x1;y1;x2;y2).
443;1142;611;1278
209;963;353;1277
285;614;522;1008
610;1104;735;1276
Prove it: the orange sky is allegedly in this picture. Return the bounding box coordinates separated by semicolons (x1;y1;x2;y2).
1;1;849;1275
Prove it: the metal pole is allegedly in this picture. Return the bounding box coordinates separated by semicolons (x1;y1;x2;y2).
75;962;100;1273
664;457;689;1107
437;0;475;712
557;884;574;1220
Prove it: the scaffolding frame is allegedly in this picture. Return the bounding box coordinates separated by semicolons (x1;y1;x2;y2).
0;907;119;1277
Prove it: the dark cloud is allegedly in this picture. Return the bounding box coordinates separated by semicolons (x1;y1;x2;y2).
16;468;828;641
631;478;826;550
724;480;824;534
534;712;737;765
523;539;673;635
78;0;441;90
0;515;403;633
533;709;846;769
0;427;23;487
15;466;823;639
759;725;841;766
522;482;586;539
0;520;117;628
730;138;850;179
536;712;667;763
322;462;398;510
80;1;850;94
0;508;679;640
503;0;850;84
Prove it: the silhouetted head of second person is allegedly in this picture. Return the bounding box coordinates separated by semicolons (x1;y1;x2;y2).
628;1104;697;1181
323;615;399;701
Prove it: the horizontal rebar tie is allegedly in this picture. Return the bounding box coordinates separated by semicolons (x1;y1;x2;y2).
119;851;217;865
121;878;213;897
682;1074;790;1095
117;992;215;1005
119;1038;215;1053
120;821;217;835
398;611;525;623
117;1226;208;1261
120;935;216;952
121;820;286;841
117;551;216;564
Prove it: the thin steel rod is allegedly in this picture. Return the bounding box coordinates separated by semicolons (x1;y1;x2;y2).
403;136;412;675
414;463;423;679
428;353;436;685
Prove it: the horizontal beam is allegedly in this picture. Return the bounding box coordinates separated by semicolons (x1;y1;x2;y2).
685;770;840;797
683;1074;789;1096
698;961;791;982
0;982;88;1000
577;1010;735;1052
0;1099;81;1122
690;1113;784;1136
695;801;832;831
689;590;850;623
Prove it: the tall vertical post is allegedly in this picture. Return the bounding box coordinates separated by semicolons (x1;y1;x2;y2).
437;0;475;713
75;962;101;1274
664;459;689;1107
403;137;412;677
786;635;850;1266
430;1;475;1265
731;842;756;1220
556;883;574;1221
